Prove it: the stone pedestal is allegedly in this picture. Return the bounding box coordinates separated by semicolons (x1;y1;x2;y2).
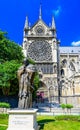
7;109;39;130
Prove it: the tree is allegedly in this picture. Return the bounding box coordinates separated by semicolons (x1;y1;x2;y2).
0;30;24;95
0;30;24;63
66;104;73;113
32;72;40;100
0;60;22;95
60;104;73;114
0;30;40;97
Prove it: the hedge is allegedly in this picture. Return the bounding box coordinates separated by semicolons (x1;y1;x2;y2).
0;102;10;108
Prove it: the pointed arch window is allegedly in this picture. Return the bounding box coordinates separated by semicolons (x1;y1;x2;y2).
61;69;65;76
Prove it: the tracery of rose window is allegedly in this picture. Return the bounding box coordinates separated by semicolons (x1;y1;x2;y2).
27;40;52;61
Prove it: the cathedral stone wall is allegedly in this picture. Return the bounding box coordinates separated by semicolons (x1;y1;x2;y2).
22;14;80;107
60;50;80;107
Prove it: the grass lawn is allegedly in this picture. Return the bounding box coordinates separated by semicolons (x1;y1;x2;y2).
37;115;80;130
0;114;8;130
0;114;8;125
0;114;80;130
0;126;7;130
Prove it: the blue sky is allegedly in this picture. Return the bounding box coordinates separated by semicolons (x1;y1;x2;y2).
0;0;80;46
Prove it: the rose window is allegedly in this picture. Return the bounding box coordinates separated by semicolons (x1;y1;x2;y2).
27;40;52;61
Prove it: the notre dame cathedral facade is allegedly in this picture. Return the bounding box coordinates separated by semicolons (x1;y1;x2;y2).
22;7;80;107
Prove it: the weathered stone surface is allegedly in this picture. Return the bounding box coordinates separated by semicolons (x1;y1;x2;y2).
7;109;38;130
17;60;36;109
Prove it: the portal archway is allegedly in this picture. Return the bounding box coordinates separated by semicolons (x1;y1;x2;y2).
36;81;48;103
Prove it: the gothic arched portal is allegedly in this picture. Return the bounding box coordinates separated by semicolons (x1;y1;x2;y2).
36;81;48;103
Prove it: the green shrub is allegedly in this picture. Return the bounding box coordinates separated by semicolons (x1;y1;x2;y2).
60;104;66;109
55;115;80;121
0;102;10;108
66;104;73;109
60;104;73;109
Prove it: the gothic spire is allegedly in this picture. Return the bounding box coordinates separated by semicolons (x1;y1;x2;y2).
24;16;29;29
39;4;42;19
52;16;56;29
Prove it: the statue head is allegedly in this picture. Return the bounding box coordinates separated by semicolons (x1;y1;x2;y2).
26;64;37;83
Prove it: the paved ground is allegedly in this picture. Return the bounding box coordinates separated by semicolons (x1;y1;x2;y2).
33;103;80;115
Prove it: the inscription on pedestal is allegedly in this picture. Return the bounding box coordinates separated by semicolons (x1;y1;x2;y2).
9;115;33;127
7;109;38;130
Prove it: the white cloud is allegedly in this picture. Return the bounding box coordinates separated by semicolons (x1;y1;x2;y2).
52;6;61;17
71;41;80;46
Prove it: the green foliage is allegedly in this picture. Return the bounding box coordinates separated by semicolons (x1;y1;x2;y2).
60;104;66;109
66;104;73;109
0;115;80;130
28;58;35;65
0;126;7;130
0;30;24;63
0;102;10;108
0;30;24;95
0;114;8;119
33;72;40;89
55;115;80;121
0;60;22;95
32;72;40;100
0;31;8;40
37;115;80;122
37;115;80;130
0;114;8;129
60;104;73;109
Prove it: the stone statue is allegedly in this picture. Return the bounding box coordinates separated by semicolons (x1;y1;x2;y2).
17;59;36;109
